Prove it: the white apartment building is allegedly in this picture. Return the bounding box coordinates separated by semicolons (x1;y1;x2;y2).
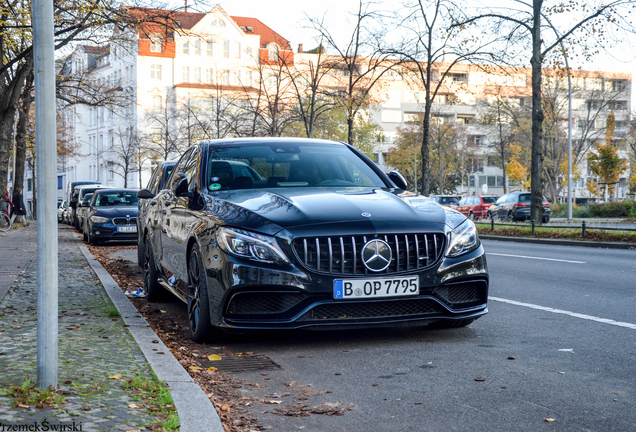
57;5;291;201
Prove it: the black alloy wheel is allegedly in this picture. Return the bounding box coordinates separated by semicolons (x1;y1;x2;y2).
188;244;214;342
143;235;168;302
506;211;514;222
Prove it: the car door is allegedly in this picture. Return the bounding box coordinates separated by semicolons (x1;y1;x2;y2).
494;194;507;219
158;150;192;277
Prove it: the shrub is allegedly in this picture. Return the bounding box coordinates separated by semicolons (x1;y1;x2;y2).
550;203;589;218
588;201;636;218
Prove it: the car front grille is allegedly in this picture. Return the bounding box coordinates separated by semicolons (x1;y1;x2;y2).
113;217;137;226
292;233;446;276
226;291;309;315
298;299;445;321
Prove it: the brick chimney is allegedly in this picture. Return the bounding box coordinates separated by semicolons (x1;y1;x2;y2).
298;44;303;53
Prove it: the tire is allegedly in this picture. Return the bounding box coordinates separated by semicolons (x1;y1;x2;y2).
506;211;514;222
0;213;11;232
487;211;493;221
542;216;550;224
143;235;169;302
188;244;215;342
87;228;97;246
468;212;475;221
429;318;476;329
83;224;88;242
137;233;145;267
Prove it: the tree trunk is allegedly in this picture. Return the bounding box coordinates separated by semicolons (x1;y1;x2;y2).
0;108;17;207
530;0;545;223
347;114;355;145
420;101;432;195
14;87;34;196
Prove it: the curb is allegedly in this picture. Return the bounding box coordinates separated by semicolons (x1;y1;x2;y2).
480;235;636;249
80;245;223;432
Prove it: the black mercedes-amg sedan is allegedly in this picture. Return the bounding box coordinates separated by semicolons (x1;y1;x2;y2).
137;138;488;342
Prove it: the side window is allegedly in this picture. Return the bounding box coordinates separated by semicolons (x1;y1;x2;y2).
496;194;507;205
183;147;200;190
169;149;193;190
458;198;466;206
147;167;161;194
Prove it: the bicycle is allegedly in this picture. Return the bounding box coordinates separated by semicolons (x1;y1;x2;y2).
0;211;12;232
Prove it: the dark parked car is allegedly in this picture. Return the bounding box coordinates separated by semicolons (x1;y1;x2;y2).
137;160;177;267
76;193;94;232
487;192;551;223
140;138;489;342
58;200;69;223
67;180;100;227
456;195;499;220
83;189;139;245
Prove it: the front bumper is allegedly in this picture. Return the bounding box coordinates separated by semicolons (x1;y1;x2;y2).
90;223;138;241
204;244;489;330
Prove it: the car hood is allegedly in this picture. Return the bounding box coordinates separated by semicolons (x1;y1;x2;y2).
92;206;139;217
201;187;462;236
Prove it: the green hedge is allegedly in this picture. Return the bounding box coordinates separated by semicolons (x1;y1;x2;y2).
551;201;636;218
589;201;636;218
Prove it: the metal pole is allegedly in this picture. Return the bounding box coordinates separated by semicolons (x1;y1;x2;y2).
33;0;58;389
564;46;573;220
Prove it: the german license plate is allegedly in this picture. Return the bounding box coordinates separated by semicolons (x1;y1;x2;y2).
118;226;137;233
334;276;419;299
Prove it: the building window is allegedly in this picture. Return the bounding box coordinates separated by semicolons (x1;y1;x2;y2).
268;44;279;61
245;71;252;87
182;42;189;54
194;67;201;83
469;136;483;146
152;95;162;111
232;71;241;86
150;64;162;80
246;46;252;57
211;18;225;27
57;176;63;190
205;68;213;84
28;179;32;191
108;164;115;180
234;42;241;59
222;70;230;85
194;40;201;56
183;66;190;82
99;134;103;152
223;40;230;58
150;35;162;53
206;39;213;56
381;110;402;123
108;131;113;148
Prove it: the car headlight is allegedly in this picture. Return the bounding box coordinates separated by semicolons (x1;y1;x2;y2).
90;216;110;224
217;227;290;265
446;219;479;257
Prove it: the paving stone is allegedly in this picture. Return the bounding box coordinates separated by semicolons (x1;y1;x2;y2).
0;229;168;431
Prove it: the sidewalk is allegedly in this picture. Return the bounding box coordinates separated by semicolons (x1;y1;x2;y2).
0;225;220;431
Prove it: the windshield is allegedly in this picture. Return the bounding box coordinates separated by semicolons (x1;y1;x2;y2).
205;143;386;191
82;194;93;204
93;191;139;207
439;197;458;205
482;197;498;204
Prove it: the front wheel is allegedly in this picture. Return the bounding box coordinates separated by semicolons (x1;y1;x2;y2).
188;244;214;342
0;213;11;232
505;211;514;222
468;212;475;221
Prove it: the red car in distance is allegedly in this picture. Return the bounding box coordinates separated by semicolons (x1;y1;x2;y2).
456;195;499;220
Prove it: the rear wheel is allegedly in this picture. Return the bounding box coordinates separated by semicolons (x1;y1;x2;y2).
143;235;169;302
542;216;550;224
188;244;215;342
506;211;514;222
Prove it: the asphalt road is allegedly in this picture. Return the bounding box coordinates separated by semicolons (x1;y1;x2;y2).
225;240;636;432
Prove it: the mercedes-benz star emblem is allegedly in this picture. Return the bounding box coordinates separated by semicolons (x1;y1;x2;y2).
361;239;392;272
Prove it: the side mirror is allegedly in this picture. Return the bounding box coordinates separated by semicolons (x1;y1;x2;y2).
137;188;155;199
175;177;191;198
387;171;407;190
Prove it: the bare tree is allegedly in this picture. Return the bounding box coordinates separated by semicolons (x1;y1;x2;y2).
453;0;636;222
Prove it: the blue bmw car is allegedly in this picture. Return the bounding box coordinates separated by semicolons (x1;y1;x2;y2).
83;189;139;245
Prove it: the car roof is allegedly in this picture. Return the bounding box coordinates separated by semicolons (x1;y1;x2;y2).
201;137;347;147
93;188;139;194
75;184;111;191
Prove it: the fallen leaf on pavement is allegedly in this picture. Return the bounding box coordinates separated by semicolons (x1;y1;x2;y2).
220;404;230;411
208;354;222;361
189;366;203;371
545;418;556;422
109;374;122;379
508;356;516;360
266;400;283;404
207;367;217;371
475;377;486;382
128;404;139;409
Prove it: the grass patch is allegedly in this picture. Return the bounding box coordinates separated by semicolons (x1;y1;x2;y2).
0;379;66;408
122;371;179;431
99;304;121;318
476;223;636;243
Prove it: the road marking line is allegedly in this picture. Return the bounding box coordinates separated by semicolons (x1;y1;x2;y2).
490;296;636;330
487;253;586;264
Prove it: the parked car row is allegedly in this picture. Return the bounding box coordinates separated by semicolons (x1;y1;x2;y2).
135;138;489;342
59;181;141;244
444;193;551;223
